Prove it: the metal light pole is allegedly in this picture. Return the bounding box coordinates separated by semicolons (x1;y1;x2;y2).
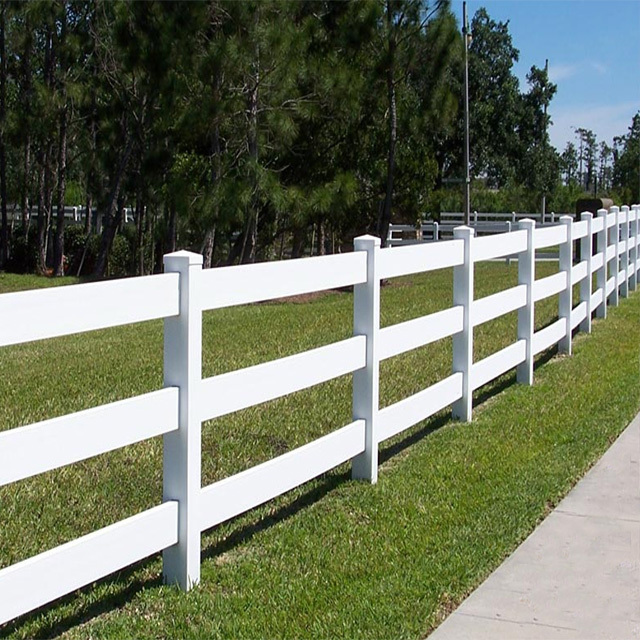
541;58;548;217
463;2;471;226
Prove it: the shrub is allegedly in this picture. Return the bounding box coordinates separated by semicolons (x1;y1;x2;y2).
6;226;38;273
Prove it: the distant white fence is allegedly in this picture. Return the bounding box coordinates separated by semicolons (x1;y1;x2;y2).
0;205;639;626
7;205;135;225
388;210;573;247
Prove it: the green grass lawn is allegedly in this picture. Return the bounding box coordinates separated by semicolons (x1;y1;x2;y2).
0;264;638;639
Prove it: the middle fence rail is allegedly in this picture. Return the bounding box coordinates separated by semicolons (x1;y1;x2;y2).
0;205;639;626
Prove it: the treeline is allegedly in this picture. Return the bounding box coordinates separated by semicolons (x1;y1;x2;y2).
560;121;640;202
0;1;637;277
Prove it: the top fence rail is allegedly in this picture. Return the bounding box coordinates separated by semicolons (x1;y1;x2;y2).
0;273;179;348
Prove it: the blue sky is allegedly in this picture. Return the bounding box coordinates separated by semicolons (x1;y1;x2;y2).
453;0;640;152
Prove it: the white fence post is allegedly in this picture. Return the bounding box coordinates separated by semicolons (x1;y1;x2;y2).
580;212;593;333
559;216;573;355
596;209;608;319
630;206;638;291
632;204;640;287
352;235;380;484
505;221;512;266
452;226;474;421
433;221;439;241
517;219;535;385
620;205;630;298
162;250;203;590
610;206;620;306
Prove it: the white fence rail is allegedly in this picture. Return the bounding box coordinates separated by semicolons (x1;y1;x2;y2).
1;205;639;626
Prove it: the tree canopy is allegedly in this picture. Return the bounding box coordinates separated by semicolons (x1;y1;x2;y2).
0;0;635;276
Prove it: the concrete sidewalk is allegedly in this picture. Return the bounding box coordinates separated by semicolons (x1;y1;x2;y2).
429;412;640;639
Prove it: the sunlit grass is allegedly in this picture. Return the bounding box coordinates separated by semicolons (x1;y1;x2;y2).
0;263;638;639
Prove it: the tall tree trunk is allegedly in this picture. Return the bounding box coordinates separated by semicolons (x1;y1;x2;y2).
317;220;326;256
84;100;97;235
21;139;31;232
76;192;93;277
166;201;177;254
204;82;221;270
93;134;134;278
0;2;7;268
44;153;55;268
36;25;55;274
377;0;396;247
84;193;92;234
147;206;155;274
36;158;50;274
239;212;256;264
84;4;97;236
20;14;33;232
226;231;244;266
291;227;306;259
53;107;68;276
135;190;145;275
278;229;285;260
202;226;216;268
241;11;260;264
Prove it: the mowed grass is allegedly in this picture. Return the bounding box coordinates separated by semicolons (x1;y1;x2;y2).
0;263;638;639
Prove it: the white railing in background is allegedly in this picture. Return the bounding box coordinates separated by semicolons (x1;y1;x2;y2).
387;210;574;247
0;205;638;626
6;204;135;224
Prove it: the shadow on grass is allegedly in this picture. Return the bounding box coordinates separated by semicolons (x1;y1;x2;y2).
3;343;562;638
200;470;350;564
200;409;455;566
1;560;162;639
472;345;558;408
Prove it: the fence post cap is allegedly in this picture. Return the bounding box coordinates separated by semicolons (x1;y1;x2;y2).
163;250;203;267
354;234;381;248
518;218;536;229
559;215;573;224
580;211;593;220
453;225;475;238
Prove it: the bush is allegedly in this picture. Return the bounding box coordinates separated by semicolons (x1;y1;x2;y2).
4;223;137;278
64;225;99;277
6;226;38;273
108;232;133;278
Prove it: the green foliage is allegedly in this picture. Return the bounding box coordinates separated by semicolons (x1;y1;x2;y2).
62;225;88;271
0;1;633;274
561;141;579;185
6;226;38;273
547;183;590;214
612;111;640;203
467;7;521;186
107;232;132;278
64;181;84;206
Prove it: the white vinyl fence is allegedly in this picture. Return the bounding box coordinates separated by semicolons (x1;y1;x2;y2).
0;205;639;625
